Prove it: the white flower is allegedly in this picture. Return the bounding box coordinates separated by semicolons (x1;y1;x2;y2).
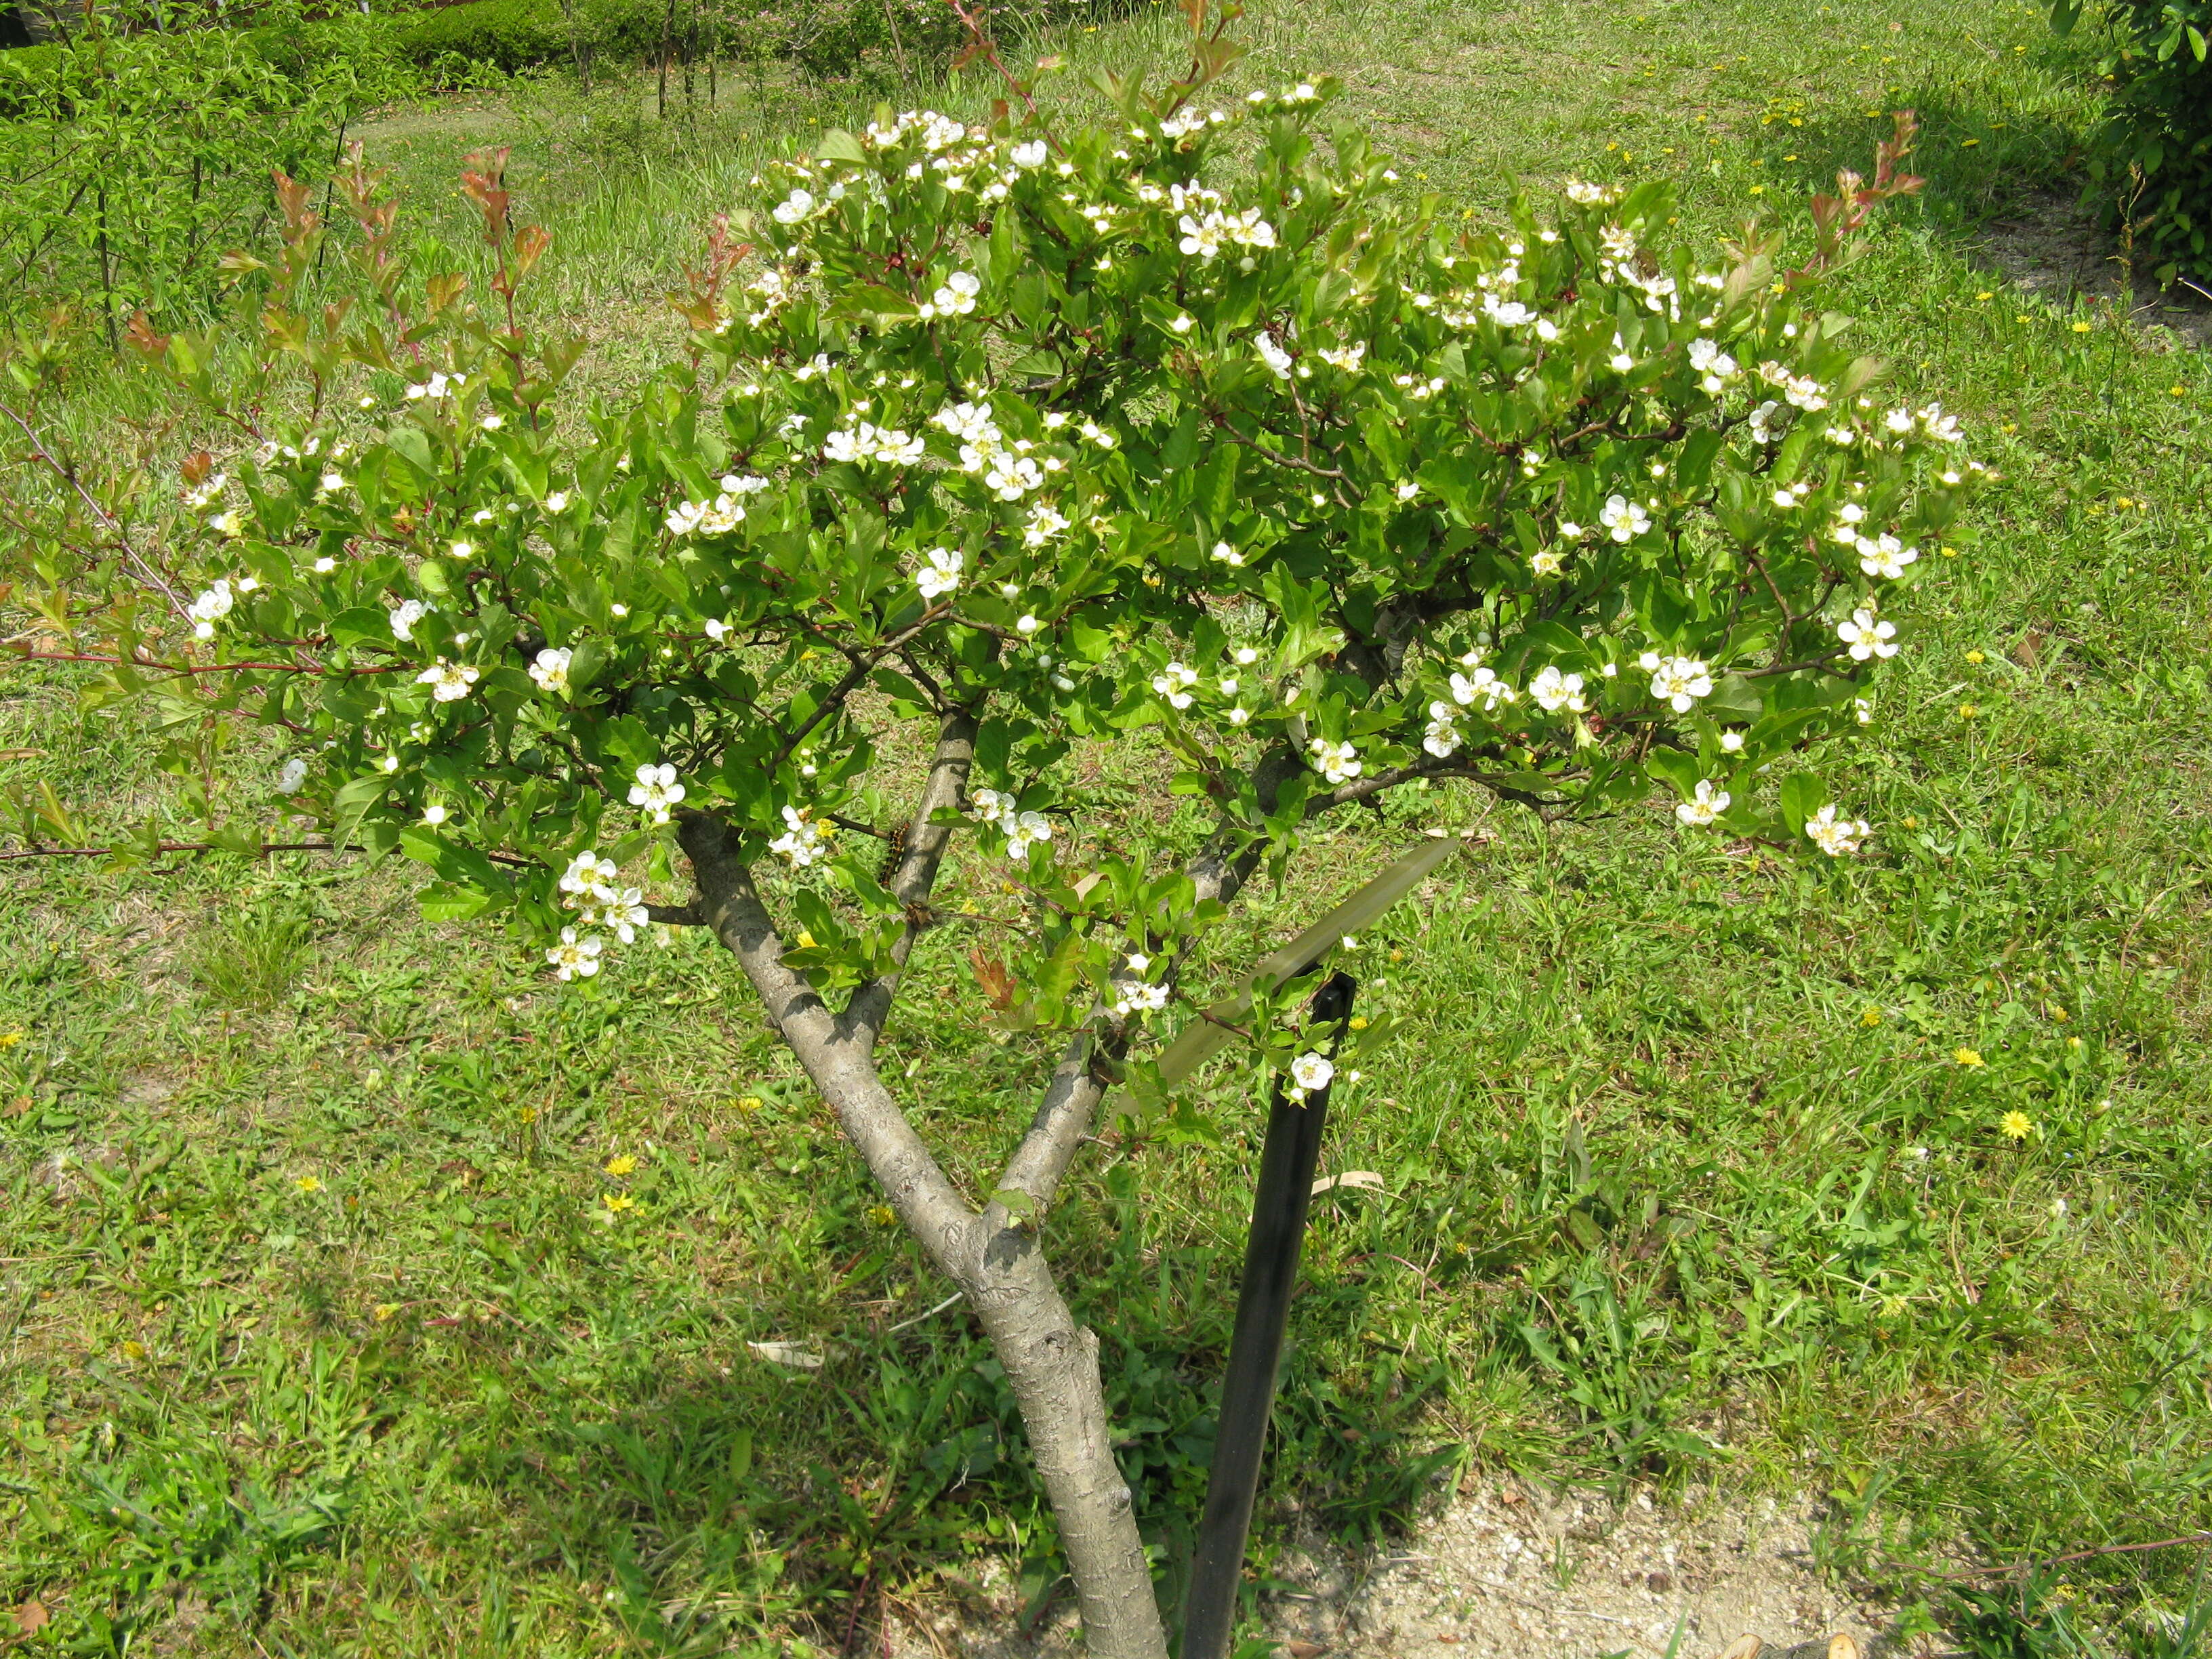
1675;778;1731;827
1233;646;1260;666
1747;401;1784;443
561;850;619;899
1318;342;1366;371
918;546;963;600
545;491;569;513
529;646;573;695
1599;493;1651;543
1528;665;1587;713
927;270;981;318
1287;1050;1334;1101
1016;613;1042;636
1916;401;1965;442
1151;661;1200;710
629;762;687;823
1113;980;1171;1019
1837;609;1899;661
1719;730;1746;753
1422;701;1462;758
187;579;236;640
983;453;1044;499
389;599;429;642
769;804;830;866
1006;811;1054;858
1310;737;1361;785
421;802;450;825
1169;313;1197;335
1805;802;1871;856
547;927;603;981
417;658;480;702
276;757;308;795
1023;502;1071;548
1010;140;1048;168
967;787;1015;825
1253;331;1294;379
1859;535;1918;579
1482;292;1533;327
602;887;650;944
1211;541;1244;567
312;556;337;574
1647;655;1713;712
1853;697;1874;726
1449;668;1517;712
771;188;816;225
1785;375;1828;411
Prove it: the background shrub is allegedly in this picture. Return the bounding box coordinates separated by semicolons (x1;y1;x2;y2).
2055;0;2212;283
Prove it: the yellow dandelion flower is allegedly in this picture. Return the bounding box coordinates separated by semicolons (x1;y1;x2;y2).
1965;649;1985;664
603;1154;636;1176
735;1094;764;1112
1952;1048;1985;1068
1348;1016;1370;1030
0;1030;23;1050
374;1303;401;1322
121;1340;146;1360
602;1193;636;1214
1999;1110;2034;1141
1860;1006;1883;1028
867;1204;898;1227
295;1174;323;1193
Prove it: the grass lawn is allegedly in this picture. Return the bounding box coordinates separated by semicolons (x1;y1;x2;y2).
3;0;2210;1652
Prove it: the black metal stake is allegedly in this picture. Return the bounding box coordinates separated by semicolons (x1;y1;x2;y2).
1180;970;1357;1659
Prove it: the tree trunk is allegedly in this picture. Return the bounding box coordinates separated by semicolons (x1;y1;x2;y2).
948;1216;1165;1659
678;812;1170;1659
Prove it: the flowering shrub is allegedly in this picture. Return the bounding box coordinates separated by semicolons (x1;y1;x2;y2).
4;17;1972;1651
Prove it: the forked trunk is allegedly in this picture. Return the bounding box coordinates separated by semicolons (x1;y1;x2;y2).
678;813;1170;1657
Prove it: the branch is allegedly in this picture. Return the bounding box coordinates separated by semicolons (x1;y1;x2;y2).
12;644;365;678
1219;430;1348;480
774;603;951;769
984;1029;1123;1228
842;706;981;1046
676;811;978;1258
645;901;703;926
0;403;189;620
0;838;357;863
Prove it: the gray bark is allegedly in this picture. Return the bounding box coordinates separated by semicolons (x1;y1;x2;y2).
675;798;1170;1659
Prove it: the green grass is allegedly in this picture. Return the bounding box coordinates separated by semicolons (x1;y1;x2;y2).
5;0;2212;1652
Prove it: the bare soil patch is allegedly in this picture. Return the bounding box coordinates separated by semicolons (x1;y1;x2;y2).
886;1486;1914;1659
1971;186;2212;351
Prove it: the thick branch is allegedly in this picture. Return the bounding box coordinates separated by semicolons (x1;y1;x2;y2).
841;706;980;1046
987;1029;1123;1225
676;811;977;1257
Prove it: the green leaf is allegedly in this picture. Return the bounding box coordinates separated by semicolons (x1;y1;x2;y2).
418;882;492;922
1779;771;1827;837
